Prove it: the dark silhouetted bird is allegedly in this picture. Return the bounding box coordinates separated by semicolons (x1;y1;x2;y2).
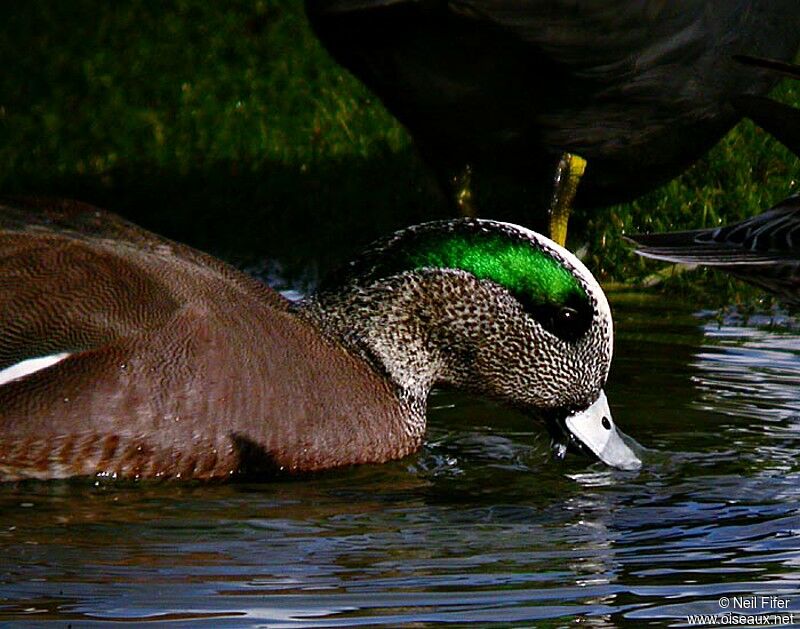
631;56;800;307
305;0;800;244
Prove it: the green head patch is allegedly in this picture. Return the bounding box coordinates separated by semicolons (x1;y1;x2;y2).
401;232;586;307
327;221;594;342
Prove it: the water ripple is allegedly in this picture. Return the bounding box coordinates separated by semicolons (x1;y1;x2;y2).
1;300;800;625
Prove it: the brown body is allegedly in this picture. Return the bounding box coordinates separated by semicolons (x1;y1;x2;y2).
0;199;420;481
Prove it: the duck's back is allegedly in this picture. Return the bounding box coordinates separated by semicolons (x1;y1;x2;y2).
0;199;417;481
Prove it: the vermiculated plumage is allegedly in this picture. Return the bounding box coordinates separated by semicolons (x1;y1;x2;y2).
0;197;639;480
630;196;800;307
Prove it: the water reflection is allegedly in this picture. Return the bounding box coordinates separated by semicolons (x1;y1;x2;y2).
1;297;800;625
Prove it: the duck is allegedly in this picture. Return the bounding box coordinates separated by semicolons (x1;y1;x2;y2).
304;0;800;244
629;195;800;308
629;56;800;307
0;197;640;481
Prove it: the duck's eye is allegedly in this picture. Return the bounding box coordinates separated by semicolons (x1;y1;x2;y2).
514;293;593;342
558;307;578;324
549;305;590;341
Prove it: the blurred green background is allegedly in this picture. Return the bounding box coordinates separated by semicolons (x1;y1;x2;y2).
1;0;798;300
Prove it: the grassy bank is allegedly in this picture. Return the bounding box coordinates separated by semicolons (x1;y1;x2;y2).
1;1;798;300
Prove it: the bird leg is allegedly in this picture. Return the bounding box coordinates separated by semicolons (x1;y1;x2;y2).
452;163;477;218
549;153;586;246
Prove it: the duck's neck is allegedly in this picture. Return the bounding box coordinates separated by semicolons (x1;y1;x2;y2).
296;277;449;417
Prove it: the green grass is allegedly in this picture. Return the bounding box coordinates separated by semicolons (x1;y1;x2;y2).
1;0;799;301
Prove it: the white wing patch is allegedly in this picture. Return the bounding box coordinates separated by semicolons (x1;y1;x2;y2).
0;352;72;386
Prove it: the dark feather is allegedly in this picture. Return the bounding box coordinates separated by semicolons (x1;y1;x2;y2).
733;55;800;81
629;197;800;306
731;95;800;158
731;56;800;158
305;0;800;211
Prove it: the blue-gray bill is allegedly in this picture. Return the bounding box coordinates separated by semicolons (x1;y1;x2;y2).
561;391;642;471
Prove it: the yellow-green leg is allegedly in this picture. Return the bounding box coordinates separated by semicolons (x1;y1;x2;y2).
452;164;477;218
549;153;587;247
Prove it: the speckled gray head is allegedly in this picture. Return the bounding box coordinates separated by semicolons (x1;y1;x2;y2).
302;218;640;470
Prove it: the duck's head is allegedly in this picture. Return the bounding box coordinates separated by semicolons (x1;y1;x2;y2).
301;219;640;471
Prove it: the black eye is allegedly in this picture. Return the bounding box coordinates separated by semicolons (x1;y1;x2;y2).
601;416;611;430
513;292;593;342
558;307;577;324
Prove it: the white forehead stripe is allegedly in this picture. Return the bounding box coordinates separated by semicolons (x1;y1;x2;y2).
0;352;72;386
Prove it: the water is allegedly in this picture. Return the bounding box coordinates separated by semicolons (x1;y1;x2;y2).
1;295;799;627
